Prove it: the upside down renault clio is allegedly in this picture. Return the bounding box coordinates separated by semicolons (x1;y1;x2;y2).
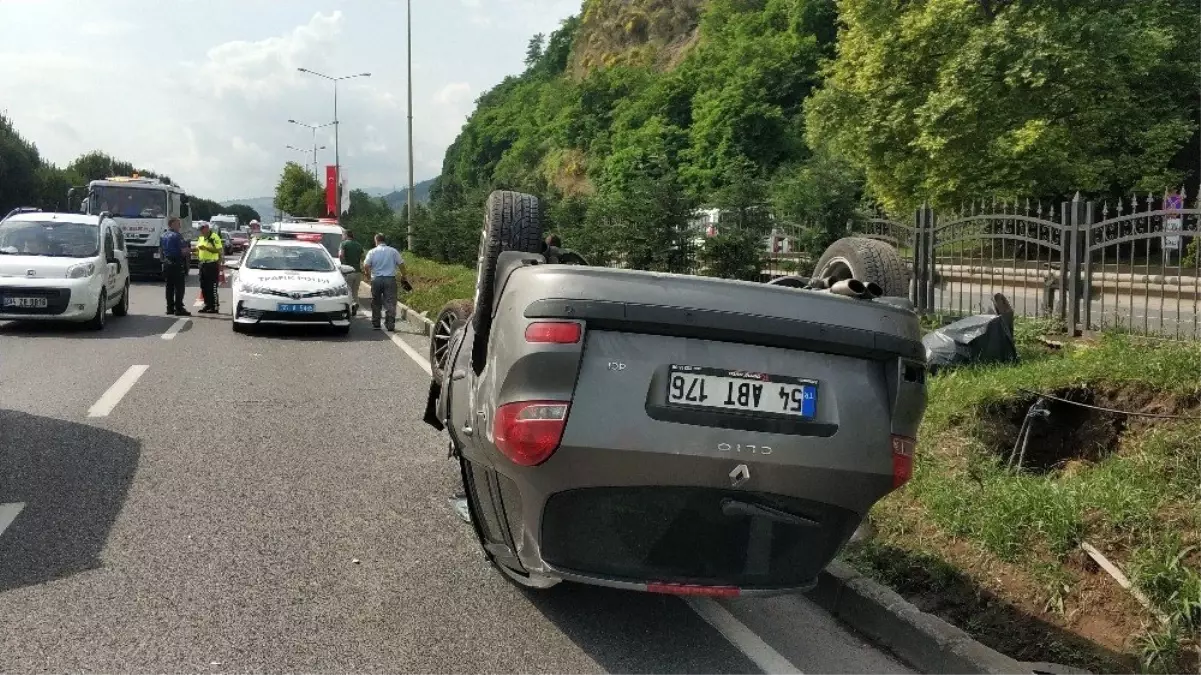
422;190;928;597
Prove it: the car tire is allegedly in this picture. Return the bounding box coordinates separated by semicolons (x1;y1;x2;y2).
813;237;909;298
430;299;474;381
333;324;351;336
87;291;107;330
470;190;544;372
111;281;130;317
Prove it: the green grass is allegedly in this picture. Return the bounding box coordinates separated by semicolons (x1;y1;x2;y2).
401;255;476;316
862;324;1201;672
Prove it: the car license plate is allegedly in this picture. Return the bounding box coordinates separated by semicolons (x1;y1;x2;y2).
2;296;48;309
277;303;315;313
667;365;818;418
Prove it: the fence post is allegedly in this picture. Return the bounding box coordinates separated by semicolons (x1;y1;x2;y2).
910;207;923;309
1081;200;1095;332
1065;193;1085;336
924;205;936;313
911;205;933;313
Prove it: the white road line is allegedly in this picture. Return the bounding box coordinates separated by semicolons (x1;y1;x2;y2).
390;333;432;377
0;502;25;539
161;318;189;340
88;365;149;418
685;597;803;674
193;299;204;309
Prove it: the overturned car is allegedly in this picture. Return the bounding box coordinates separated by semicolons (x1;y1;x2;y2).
422;190;928;597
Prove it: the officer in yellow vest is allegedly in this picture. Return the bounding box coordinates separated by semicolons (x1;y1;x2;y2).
195;224;224;313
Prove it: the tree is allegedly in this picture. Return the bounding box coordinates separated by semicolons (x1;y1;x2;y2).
219;203;262;224
525;33;546;69
805;0;1198;212
273;161;325;217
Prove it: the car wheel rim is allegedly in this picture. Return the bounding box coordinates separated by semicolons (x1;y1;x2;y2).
432;316;456;371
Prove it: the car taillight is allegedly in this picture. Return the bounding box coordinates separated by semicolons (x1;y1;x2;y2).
891;435;916;489
493;401;570;466
524;321;581;344
647;582;740;598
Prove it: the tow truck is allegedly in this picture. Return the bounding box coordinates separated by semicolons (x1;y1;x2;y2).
71;175;193;280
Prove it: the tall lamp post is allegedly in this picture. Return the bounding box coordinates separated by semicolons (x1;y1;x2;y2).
406;0;415;251
288;119;334;182
296;68;371;224
286;143;327;182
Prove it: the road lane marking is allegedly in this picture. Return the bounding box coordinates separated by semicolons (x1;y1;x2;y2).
685;597;804;674
390;333;432;377
161;318;189;340
0;502;25;539
88;365;149;418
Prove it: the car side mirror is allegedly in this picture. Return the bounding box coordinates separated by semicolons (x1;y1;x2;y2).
225;261;241;270
339;264;355;275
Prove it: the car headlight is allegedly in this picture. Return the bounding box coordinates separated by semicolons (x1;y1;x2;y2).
67;262;96;279
239;282;272;294
317;284;348;298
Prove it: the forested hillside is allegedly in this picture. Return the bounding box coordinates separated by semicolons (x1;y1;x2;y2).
0;113;255;222
421;0;1199;269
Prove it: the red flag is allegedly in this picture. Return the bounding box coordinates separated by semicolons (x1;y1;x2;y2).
325;165;338;216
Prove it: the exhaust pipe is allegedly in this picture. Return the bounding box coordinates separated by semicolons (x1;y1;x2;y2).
828;279;868;298
864;281;884;298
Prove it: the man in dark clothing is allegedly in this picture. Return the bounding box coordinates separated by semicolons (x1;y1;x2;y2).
160;218;191;316
338;230;364;312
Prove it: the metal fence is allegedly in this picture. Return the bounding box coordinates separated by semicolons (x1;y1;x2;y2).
869;193;1201;340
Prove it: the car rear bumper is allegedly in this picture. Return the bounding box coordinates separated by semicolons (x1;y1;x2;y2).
473;447;891;595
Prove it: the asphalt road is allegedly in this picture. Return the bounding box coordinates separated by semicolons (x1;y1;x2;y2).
0;267;913;674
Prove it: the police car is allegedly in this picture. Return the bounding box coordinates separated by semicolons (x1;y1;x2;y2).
0;208;131;330
225;236;355;335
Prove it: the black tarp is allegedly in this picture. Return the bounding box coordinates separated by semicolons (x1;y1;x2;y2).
922;312;1018;374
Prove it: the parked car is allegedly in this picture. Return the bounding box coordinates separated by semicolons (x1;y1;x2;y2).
421;190;928;597
0;208;131;329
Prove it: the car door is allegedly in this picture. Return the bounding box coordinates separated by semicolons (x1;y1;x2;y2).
102;227;120;296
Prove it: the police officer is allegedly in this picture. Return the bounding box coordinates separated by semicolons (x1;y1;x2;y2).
160;218;191;316
195;223;223;313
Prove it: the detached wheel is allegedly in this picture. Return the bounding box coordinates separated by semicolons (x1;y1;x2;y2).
430;299;474;381
112;281;130;317
813;237;909;298
470;190;544;371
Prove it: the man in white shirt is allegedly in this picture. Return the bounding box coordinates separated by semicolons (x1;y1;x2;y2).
361;232;408;331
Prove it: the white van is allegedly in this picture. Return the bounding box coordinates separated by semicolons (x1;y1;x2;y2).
0;209;131;330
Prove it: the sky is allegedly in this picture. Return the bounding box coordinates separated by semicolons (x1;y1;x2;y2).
0;0;579;201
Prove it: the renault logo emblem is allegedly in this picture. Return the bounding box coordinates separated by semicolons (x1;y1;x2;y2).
291;292;301;299
729;464;750;488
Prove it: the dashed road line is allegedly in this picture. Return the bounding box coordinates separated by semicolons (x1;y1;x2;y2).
0;502;25;539
685;597;804;674
383;316;801;673
88;365;149;418
161;318;189;340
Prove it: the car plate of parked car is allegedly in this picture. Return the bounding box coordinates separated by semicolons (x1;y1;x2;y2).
2;297;48;309
277;303;315;313
667;365;818;418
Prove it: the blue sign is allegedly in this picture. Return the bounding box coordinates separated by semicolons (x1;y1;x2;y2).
1165;193;1184;211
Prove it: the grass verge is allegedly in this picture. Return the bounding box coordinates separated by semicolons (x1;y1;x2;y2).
850;321;1200;673
400;255;476;316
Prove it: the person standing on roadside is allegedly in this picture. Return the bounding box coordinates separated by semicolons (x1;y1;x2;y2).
338;230;364;312
361;232;408;331
194;223;223;313
160;218;191;316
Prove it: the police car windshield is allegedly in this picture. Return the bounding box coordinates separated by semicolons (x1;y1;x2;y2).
245;244;335;272
0;220;99;258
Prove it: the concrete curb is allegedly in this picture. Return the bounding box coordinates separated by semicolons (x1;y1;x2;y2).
807;560;1048;674
357;281;434;335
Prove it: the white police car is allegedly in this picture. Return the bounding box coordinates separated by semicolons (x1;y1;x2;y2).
225;236;355;335
0;208;131;330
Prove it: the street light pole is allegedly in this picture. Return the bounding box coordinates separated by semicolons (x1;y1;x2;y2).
288;119;336;184
297;68;371;225
406;0;415;251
